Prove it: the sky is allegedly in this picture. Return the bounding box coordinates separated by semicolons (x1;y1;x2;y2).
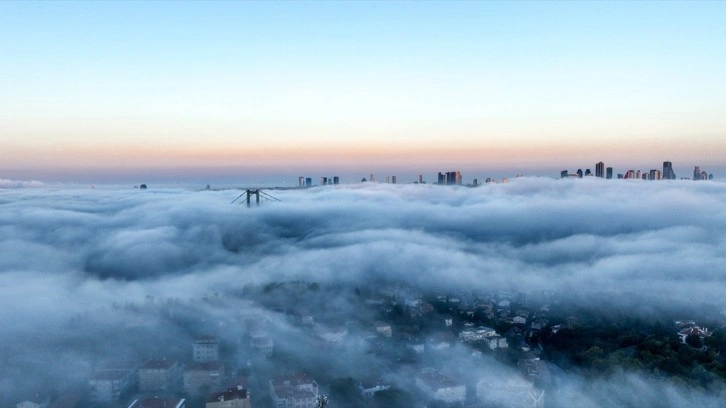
1;179;726;405
1;1;725;183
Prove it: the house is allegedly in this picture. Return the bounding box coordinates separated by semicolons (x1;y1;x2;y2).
428;333;456;350
184;362;225;395
415;368;466;404
194;336;220;363
16;392;50;408
127;397;185;408
90;369;135;402
206;385;251;408
459;326;497;342
89;360;137;402
251;335;274;356
477;375;544;408
49;394;82;408
269;374;319;408
678;326;712;344
358;379;391;398
314;326;347;343
485;335;509;350
375;322;392;337
138;358;182;392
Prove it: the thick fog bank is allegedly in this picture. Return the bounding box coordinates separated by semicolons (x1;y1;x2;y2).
1;178;725;407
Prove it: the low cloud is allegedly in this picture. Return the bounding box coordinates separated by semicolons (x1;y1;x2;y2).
1;178;725;406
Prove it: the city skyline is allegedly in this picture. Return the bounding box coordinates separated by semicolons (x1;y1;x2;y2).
2;1;726;183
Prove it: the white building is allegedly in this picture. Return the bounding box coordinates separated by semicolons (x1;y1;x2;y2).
415;368;466;404
269;374;319;408
459;326;497;342
358;379;391;398
251;335;274;356
138;358;181;392
477;376;544;408
193;336;220;363
486;335;509;350
206;386;251;408
184;362;225;395
89;369;135;402
375;322;392;337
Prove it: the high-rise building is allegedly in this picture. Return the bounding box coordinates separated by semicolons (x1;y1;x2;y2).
418;174;423;183
444;171;462;185
624;170;635;179
595;162;604;178
662;161;676;180
606;167;613;179
585;169;592;177
370;174;375;182
694;166;701;180
576;169;583;178
298;176;305;188
320;177;327;186
649;169;661;180
305;178;312;188
385;176;390;184
472;179;478;186
560;170;568;179
333;176;339;185
392;176;397;184
438;172;445;185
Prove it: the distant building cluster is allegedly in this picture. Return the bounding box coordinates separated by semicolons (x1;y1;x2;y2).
561;161;713;181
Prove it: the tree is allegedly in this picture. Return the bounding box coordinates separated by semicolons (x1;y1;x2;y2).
686;334;703;349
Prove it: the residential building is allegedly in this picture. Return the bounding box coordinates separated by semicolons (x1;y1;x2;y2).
269;374;319;408
415;368;466;404
606;167;613;179
206;386;251;408
358;379;390;398
194;336;220;363
251;335;274;357
89;361;137;402
477;375;544;408
184;362;225;395
138;358;182;392
128;398;185;408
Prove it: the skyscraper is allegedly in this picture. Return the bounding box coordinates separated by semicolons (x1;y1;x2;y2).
392;176;397;184
694;166;701;180
606;167;613;179
584;169;592;177
437;172;445;185
576;169;583;178
333;176;339;185
595;162;605;178
560;170;568;179
305;178;312;188
298;176;305;188
662;161;676;180
649;169;661;180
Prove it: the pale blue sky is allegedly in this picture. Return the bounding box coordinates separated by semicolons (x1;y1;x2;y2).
1;1;725;183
